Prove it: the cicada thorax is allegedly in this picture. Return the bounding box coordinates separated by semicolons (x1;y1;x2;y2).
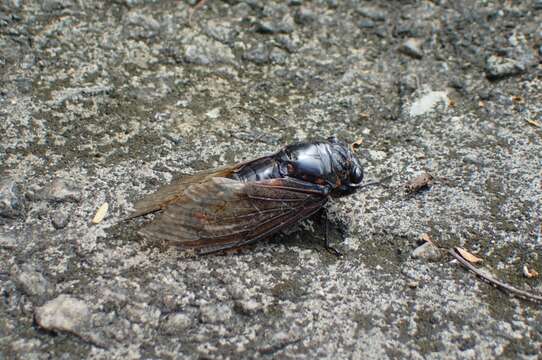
278;141;345;189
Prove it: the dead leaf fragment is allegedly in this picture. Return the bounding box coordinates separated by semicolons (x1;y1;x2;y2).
351;138;363;150
420;233;433;244
525;119;541;128
92;202;109;224
523;265;539;279
455;247;483;264
405;172;433;193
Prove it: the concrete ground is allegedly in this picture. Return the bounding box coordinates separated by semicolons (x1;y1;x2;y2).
1;0;541;359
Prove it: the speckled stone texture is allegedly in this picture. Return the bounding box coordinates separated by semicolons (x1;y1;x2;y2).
1;1;541;359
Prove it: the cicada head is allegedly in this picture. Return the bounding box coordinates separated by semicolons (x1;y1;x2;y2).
327;136;364;197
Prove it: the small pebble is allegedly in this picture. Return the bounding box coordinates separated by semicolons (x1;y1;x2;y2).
374;27;387;38
162;313;192;334
269;47;288;64
399;38;424;59
12;264;52;298
204;20;237;45
448;78;465;90
399;74;418;96
463;155;484;166
358;19;376;29
478;89;492;100
200;303;233;324
51;210;70;229
46;179;81;203
412;242;442;261
0;232;17;249
235;299;262;315
41;0;71;12
0;179;25;220
35;295;90;333
123;13;160;39
357;6;387;21
184;36;235;65
255;18;294;34
276;35;299;53
243;44;270;64
294;7;316;25
485;55;525;80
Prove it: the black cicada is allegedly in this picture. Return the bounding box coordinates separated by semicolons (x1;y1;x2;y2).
128;136;364;254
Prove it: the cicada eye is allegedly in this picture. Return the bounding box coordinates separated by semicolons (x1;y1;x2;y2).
350;165;363;185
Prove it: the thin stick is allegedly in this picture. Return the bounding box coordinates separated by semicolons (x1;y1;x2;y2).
449;248;542;304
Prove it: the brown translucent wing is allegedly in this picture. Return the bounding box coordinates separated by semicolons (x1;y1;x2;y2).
138;177;328;253
127;166;238;219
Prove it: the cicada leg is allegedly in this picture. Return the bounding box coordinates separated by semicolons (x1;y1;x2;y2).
322;209;342;258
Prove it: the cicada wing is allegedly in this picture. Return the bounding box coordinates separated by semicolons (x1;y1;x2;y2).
138;177;328;253
127;166;238;219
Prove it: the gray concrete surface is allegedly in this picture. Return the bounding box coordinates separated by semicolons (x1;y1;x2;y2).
1;0;542;359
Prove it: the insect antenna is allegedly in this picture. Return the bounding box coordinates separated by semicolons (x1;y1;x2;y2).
350;174;394;191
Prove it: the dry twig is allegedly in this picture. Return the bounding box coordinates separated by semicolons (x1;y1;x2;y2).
449;248;542;304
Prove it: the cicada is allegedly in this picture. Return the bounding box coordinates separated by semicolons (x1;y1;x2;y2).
128;136;364;254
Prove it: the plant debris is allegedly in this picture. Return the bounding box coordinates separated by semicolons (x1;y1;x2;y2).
455;247;483;263
525;119;541;128
92;202;109;224
351;138;363;150
449;248;542;304
405;172;433;193
420;233;433;244
522;265;539;279
412;238;541;304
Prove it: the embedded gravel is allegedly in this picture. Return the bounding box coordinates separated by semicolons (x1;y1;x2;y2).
1;1;542;359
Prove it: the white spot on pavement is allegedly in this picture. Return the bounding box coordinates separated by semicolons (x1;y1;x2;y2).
206;108;221;119
410;91;449;117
